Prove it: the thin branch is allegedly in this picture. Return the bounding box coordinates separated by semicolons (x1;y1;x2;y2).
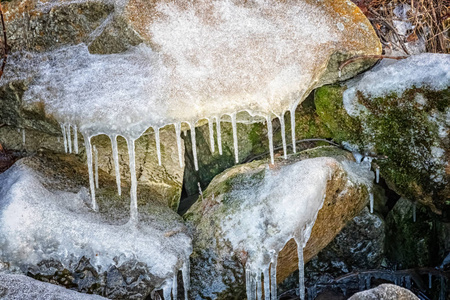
339;54;409;74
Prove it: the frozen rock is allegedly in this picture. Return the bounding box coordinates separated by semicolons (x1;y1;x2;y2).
0;273;107;300
0;156;192;299
348;283;419;300
185;147;373;299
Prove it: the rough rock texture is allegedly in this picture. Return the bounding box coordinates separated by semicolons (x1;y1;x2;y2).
348;283;419;300
184;147;373;299
0;273;108;300
314;72;449;213
0;155;191;299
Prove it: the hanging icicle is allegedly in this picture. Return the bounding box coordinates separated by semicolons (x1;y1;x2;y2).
83;134;97;211
266;115;274;164
175;123;184;168
208;118;215;153
62;125;68;153
126;138;138;224
216;116;223;155
155;127;162;166
290;109;296;153
73;124;79;154
295;237;305;300
189;122;199;171
279;113;287;159
66;124;72;154
93;145;99;189
231;112;239;164
110;135;121;196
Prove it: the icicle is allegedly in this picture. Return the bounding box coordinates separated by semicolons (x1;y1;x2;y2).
295;237;305;300
231;112;239;163
208;118;215;153
353;152;364;164
266;115;274;164
246;265;252;299
172;272;178;300
189;122;199;171
175;123;183;168
440;276;446;300
365;275;371;289
338;69;342;78
22;128;26;147
93;145;99;189
256;271;262;300
182;261;190;300
73;125;79;154
290;109;296;153
126;138;138;223
375;167;380;183
413;201;416;222
110;135;122;196
429;273;432;289
83;134;97;211
215;116;223;155
280;113;287;159
369;192;374;214
66;124;72;153
270;252;278;300
163;284;172;300
155;127;162;166
62;125;68;153
263;267;270;300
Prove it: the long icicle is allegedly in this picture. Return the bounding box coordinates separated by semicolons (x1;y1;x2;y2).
126;138;138;224
110;135;122;196
93;145;99;189
256;271;262;300
290;109;296;153
83;134;97;211
295;237;305;300
263;266;270;300
182;261;190;300
246;264;252;299
73;124;79;154
270;252;278;300
67;124;72;154
155;127;162;166
172;272;178;300
231;113;239;163
189;122;199;171
266;115;274;164
280;113;287;159
22;128;26;147
62;124;68;153
175;123;183;168
216;116;223;155
208;118;215;153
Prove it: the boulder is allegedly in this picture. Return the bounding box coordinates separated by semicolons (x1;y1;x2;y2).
0;155;192;299
315;54;450;213
184;147;374;299
348;283;419;300
0;273;107;300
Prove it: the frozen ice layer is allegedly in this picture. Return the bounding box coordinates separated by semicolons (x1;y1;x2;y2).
344;54;450;117
0;161;192;298
0;273;107;300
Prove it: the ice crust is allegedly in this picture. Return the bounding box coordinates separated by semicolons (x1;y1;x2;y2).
0;162;192;297
343;54;450;117
217;157;374;300
0;273;108;300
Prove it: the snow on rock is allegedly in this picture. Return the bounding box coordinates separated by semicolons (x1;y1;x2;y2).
0;273;107;300
0;158;192;299
348;283;419;300
185;147;373;299
343;54;450;117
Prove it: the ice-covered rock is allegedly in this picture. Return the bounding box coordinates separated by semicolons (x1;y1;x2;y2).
314;54;450;213
348;283;419;300
184;147;373;299
0;156;192;299
0;273;108;300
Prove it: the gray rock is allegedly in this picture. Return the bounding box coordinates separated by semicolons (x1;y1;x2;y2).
348;283;419;300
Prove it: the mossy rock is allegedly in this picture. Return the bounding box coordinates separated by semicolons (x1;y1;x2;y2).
314;85;449;213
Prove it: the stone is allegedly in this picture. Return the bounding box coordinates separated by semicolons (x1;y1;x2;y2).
348;283;419;300
314;56;449;213
0;155;192;299
184;147;373;299
0;273;108;300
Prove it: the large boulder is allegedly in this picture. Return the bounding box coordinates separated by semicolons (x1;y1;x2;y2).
314;54;450;213
0;155;192;299
184;147;374;299
348;283;419;300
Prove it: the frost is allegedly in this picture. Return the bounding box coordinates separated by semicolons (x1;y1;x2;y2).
0;162;192;297
344;54;450;117
0;273;107;300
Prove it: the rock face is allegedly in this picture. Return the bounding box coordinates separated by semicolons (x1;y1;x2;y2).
0;273;108;300
185;147;373;299
0;155;192;299
315;54;450;213
348;283;419;300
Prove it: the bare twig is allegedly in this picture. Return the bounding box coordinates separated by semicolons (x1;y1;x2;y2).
339;54;409;74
